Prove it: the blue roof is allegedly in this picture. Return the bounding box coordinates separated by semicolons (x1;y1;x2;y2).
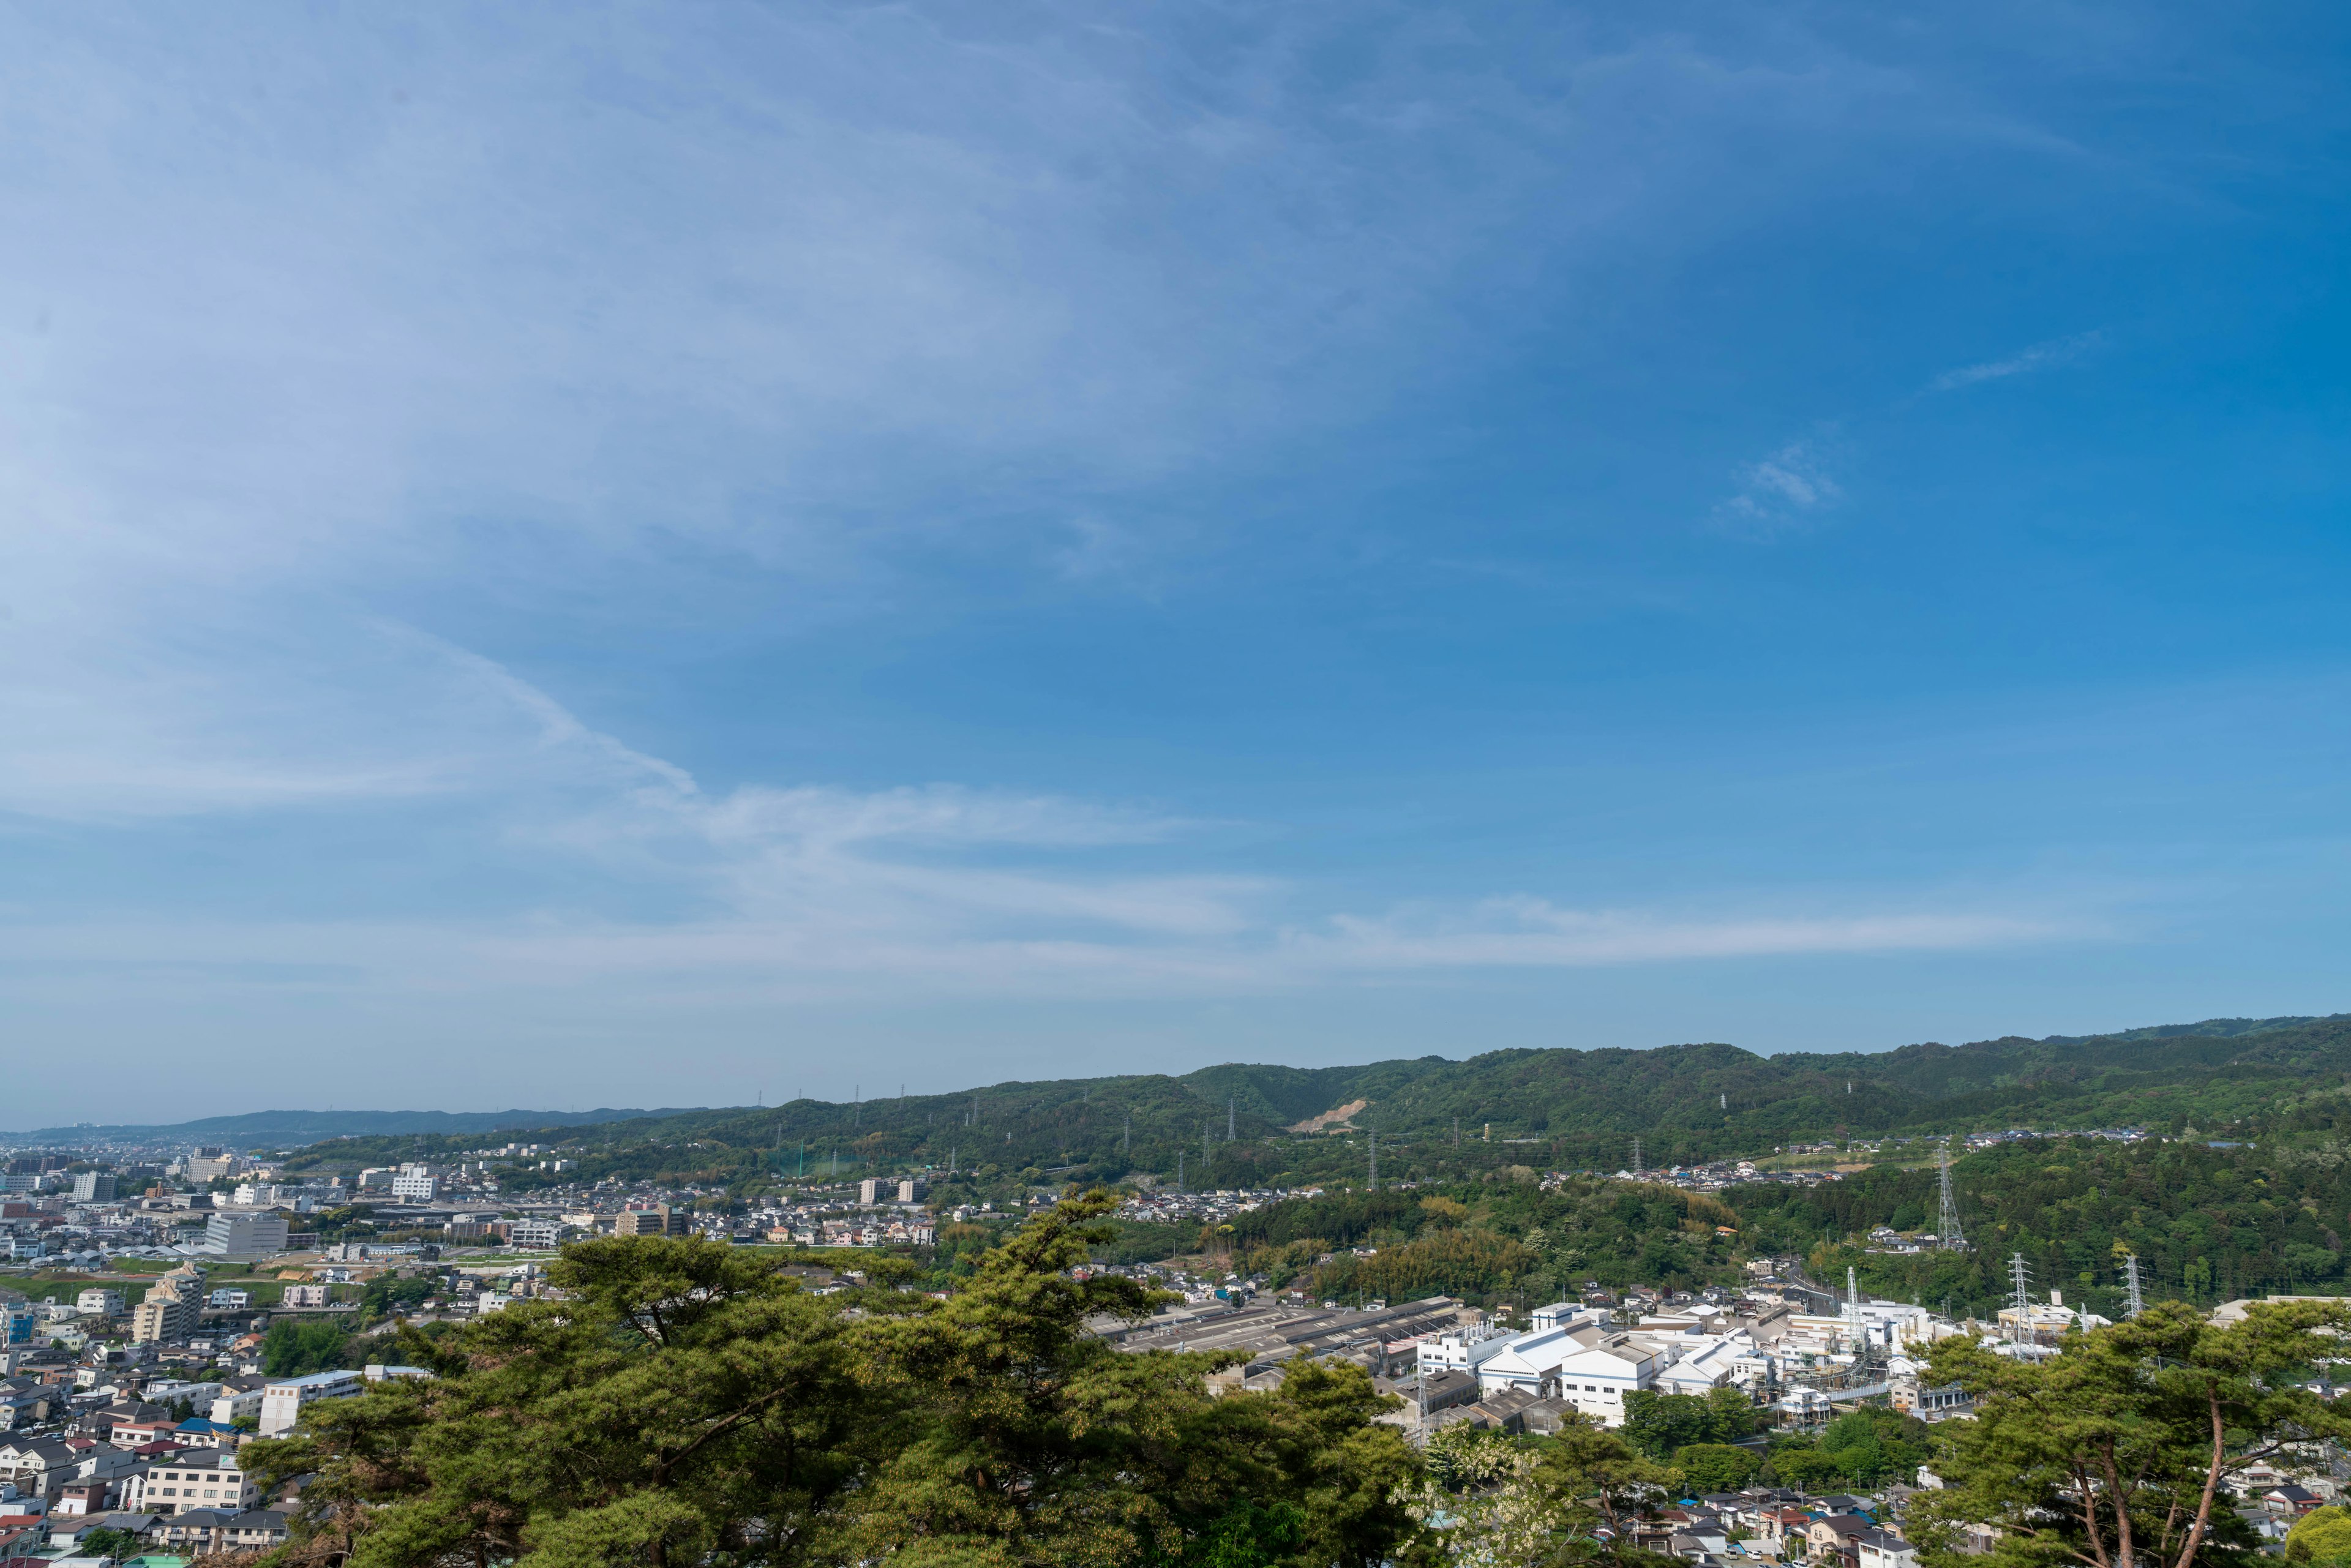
175;1418;236;1433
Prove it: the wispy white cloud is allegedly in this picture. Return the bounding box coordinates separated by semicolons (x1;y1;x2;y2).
1713;438;1844;535
1284;897;2082;970
1927;331;2104;394
0;639;2089;994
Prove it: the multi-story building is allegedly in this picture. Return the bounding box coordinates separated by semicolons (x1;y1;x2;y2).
615;1206;687;1237
896;1179;929;1204
509;1217;565;1249
76;1288;124;1318
132;1295;190;1345
280;1284;331;1308
70;1172;117;1203
203;1211;290;1259
0;1305;36;1346
124;1448;258;1515
257;1368;366;1436
389;1165;438;1202
183;1150;242;1184
130;1266;206;1345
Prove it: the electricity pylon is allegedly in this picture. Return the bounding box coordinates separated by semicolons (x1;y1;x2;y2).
1938;1139;1966;1250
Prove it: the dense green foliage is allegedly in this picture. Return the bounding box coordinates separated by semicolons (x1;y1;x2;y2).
1911;1300;2351;1568
244;1198;1426;1568
263;1317;354;1376
1618;1389;1757;1461
1212;1179;1748;1306
1762;1409;1930;1489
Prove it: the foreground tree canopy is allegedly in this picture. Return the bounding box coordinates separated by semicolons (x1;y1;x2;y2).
1911;1299;2351;1568
244;1195;1426;1568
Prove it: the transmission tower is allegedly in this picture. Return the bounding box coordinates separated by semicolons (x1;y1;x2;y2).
1937;1140;1965;1250
1845;1264;1861;1322
1368;1130;1378;1191
1228;1097;1236;1141
1122;1116;1130;1157
2008;1253;2034;1342
1632;1138;1644;1179
1177;1150;1185;1195
2123;1254;2146;1320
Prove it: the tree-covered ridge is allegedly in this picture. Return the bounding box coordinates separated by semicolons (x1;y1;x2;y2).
269;1013;2351;1190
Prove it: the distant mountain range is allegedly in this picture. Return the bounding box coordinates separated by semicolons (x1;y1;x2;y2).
6;1107;703;1146
15;1011;2350;1165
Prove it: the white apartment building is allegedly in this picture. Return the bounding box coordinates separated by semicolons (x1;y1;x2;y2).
125;1450;257;1516
509;1218;564;1250
210;1386;266;1425
389;1165;438;1202
203;1211;290;1259
281;1284;331;1308
76;1289;123;1317
258;1368;366;1436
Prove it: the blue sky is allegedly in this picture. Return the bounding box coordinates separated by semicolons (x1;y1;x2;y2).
4;3;2349;1125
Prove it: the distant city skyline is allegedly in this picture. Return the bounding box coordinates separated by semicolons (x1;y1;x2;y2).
4;5;2349;1123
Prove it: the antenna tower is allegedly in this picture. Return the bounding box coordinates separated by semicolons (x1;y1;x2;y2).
2123;1254;2145;1319
1937;1140;1965;1250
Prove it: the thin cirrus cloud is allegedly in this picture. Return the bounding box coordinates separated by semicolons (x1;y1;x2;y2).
0;633;2088;999
1926;331;2104;394
1713;330;2102;537
1712;438;1844;535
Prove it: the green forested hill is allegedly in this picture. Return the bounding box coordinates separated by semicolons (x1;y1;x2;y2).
255;1011;2351;1193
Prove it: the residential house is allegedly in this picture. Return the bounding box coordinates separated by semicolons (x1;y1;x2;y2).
53;1477;114;1516
1807;1514;1877;1565
44;1511;157;1555
153;1505;239;1553
220;1507;290;1550
1856;1531;1919;1568
1757;1506;1814;1548
0;1437;78;1499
